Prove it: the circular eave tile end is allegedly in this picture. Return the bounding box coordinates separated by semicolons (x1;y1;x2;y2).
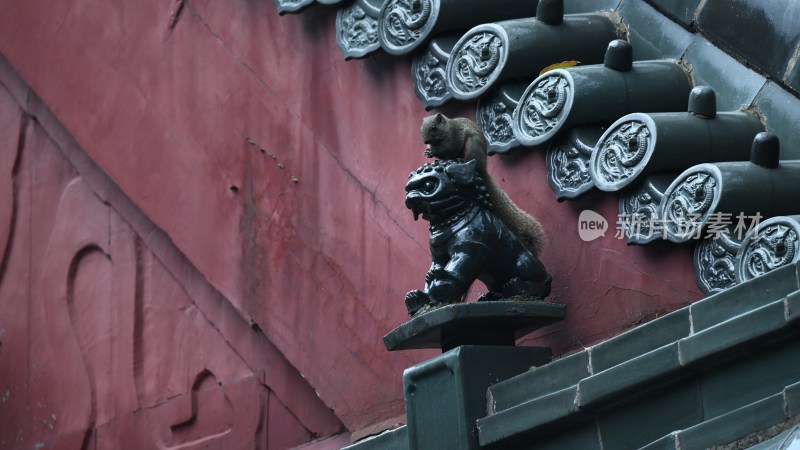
589;114;656;192
445;24;508;101
513;70;574;146
378;0;439;55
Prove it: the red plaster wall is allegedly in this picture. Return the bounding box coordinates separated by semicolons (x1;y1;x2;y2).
0;0;702;444
0;78;344;448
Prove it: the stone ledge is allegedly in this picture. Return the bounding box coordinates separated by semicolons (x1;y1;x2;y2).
680;299;796;370
690;264;800;333
404;345;552;450
589;307;691;373
578;342;686;410
478;262;800;448
641;382;800;450
487;350;589;414
478;386;586;447
383;300;566;351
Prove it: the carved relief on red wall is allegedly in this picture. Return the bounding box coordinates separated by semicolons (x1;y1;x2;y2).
0;83;343;449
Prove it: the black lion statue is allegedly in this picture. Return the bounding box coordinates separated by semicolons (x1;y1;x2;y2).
404;159;552;316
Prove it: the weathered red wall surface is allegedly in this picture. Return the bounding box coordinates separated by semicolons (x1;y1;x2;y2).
0;0;702;444
0;70;345;448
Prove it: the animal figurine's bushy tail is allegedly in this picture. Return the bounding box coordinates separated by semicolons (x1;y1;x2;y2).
420;113;547;255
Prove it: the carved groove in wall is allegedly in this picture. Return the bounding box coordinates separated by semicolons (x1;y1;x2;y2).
133;236;146;406
0;112;26;284
38;177;121;446
67;244;111;450
167;370;236;448
38;177;272;448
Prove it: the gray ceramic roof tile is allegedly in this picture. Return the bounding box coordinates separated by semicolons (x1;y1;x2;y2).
477;385;587;447
596;379;703;450
695;0;800;84
684;36;767;111
679;299;790;370
565;0;622;14
700;338;800;420
783;379;800;417
677;394;786;450
589;308;690;373
578;343;685;410
689;262;798;333
487;350;590;414
754;82;800;160
640;433;680;450
618;0;694;59
786;49;800;95
644;0;701;29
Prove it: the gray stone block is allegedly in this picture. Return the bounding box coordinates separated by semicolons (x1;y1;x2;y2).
680;300;790;370
478;386;587;447
683;36;767;111
597;379;703;450
754;82;800;161
589;308;690;373
639;433;679;450
579;343;685;410
487;350;590;414
689;263;798;333
695;0;800;84
643;0;701;28
564;0;621;14
783;380;800;418
700;338;800;420
384;301;565;351
677;394;786;450
617;0;694;60
404;345;551;450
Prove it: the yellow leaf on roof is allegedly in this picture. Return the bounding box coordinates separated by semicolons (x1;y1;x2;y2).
539;60;580;75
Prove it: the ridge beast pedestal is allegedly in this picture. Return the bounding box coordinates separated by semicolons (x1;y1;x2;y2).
357;155;564;450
